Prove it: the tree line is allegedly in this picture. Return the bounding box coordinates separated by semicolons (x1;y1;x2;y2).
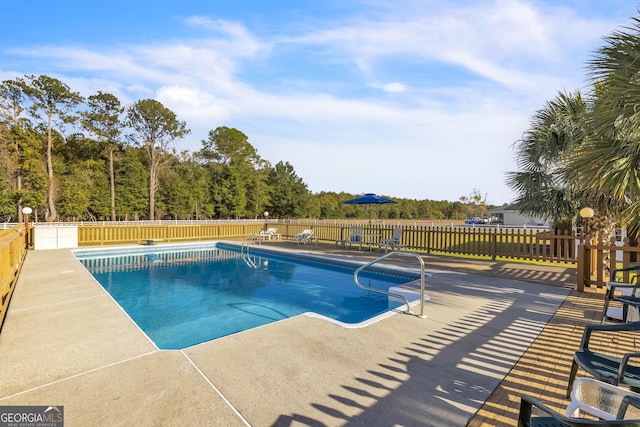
0;75;492;223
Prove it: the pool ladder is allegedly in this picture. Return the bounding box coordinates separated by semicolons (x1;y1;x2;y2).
353;251;428;318
241;233;260;253
241;234;261;268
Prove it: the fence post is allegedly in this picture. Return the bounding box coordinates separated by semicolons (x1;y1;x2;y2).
490;231;497;260
591;238;600;285
577;243;585;292
607;236;617;281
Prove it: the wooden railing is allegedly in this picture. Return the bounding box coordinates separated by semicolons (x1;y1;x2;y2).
0;227;26;330
577;236;640;291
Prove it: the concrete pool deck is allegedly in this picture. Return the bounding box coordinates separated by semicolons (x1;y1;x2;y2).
0;242;579;426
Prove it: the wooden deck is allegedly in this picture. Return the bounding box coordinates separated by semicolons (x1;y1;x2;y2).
467;288;640;426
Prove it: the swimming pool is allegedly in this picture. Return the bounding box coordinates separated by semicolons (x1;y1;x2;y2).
74;242;422;349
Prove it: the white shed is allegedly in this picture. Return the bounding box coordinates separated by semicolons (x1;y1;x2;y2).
488;204;550;227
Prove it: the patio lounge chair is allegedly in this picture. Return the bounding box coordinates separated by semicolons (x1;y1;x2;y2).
336;225;363;249
258;227;279;240
566;321;640;398
602;265;640;323
379;226;404;253
292;229;314;244
518;393;640;426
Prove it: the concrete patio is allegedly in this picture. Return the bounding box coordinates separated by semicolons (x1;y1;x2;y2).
0;241;597;426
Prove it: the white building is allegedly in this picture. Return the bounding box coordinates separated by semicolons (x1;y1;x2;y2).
488;204;550;228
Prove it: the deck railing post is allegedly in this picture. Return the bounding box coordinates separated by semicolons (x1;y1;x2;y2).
576;243;585;292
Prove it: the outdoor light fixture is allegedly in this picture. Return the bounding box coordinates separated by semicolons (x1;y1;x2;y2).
263;211;269;231
22;206;32;248
579;207;595;237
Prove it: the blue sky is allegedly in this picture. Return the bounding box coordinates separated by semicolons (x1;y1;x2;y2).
1;1;638;205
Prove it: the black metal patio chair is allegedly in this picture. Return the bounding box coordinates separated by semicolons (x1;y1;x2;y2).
602;266;640;324
567;322;640;398
518;393;640;426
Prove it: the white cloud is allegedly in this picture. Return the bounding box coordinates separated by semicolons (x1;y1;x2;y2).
372;82;407;93
156;86;235;124
281;0;613;94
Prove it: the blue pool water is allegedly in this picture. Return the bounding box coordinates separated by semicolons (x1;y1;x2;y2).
74;243;417;349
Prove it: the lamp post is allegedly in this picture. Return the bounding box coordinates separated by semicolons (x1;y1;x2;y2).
263;211;269;231
579;207;595;239
22;206;32;248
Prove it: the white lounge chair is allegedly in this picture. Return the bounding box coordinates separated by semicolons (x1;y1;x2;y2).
292;229;314;244
379;226;404;253
258;227;279;240
336;225;363;249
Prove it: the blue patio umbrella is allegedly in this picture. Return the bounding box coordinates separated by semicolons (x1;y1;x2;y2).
343;193;396;223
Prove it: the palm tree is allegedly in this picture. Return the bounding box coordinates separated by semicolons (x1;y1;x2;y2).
506;90;588;230
569;15;640;230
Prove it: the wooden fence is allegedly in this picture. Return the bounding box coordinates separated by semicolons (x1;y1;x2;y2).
73;221;579;263
77;222;259;245
0;227;26;331
307;224;579;263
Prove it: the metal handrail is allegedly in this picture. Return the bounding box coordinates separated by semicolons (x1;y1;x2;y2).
241;233;259;254
353;251;428;318
241;234;260;267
